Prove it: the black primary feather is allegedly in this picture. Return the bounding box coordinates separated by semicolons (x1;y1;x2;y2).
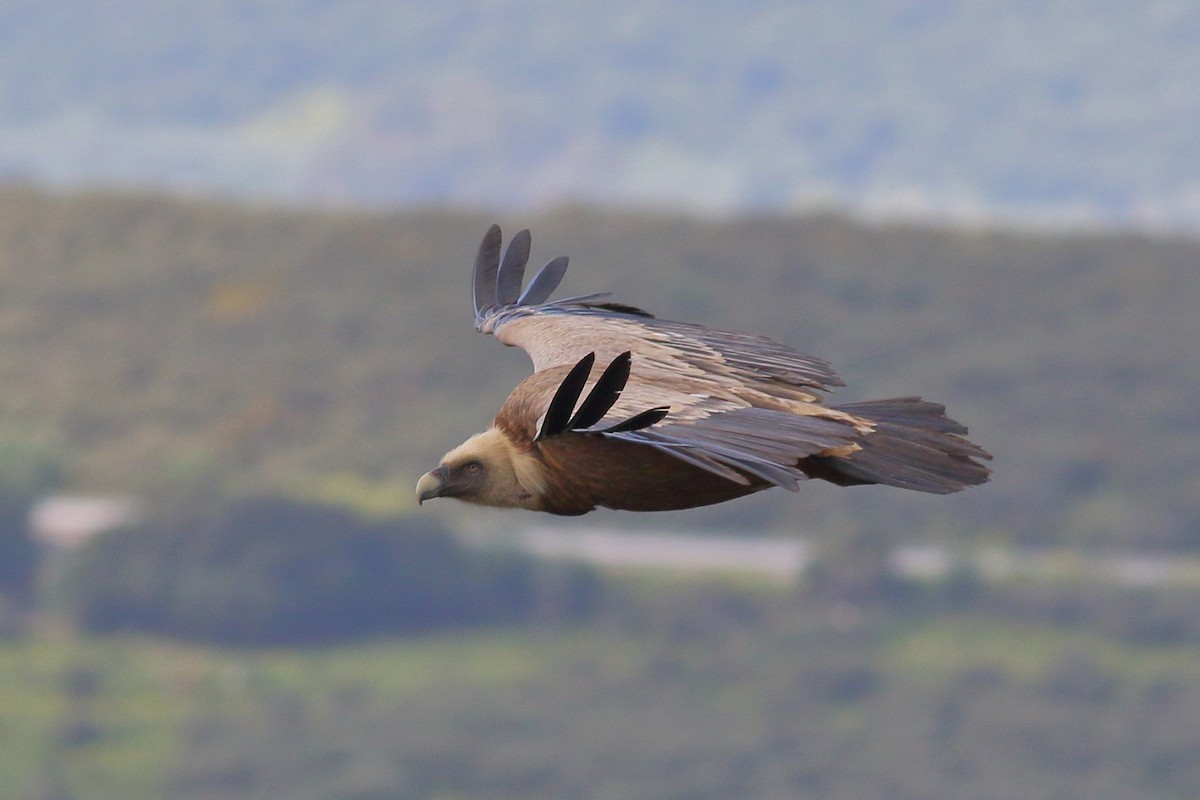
596;406;670;434
538;352;671;441
473;224;503;319
537;352;596;440
584;301;656;318
496;228;531;307
567;351;632;431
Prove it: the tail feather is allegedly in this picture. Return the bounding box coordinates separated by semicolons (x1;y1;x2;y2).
802;397;992;494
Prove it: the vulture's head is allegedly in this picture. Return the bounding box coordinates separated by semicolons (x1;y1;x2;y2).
416;428;543;510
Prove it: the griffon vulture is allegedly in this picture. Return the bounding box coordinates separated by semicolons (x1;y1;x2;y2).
416;226;991;515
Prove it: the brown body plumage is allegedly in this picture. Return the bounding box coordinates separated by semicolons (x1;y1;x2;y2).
416;226;991;515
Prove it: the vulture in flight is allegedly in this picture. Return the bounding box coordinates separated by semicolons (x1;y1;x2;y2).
416;226;991;515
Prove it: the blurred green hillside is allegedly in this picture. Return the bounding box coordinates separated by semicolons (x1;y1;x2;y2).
3;185;1200;800
9;582;1200;800
0;185;1197;545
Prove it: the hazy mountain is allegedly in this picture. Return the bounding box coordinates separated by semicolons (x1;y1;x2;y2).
1;1;1197;226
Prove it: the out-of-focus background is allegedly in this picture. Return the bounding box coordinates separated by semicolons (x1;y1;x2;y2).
2;3;1199;799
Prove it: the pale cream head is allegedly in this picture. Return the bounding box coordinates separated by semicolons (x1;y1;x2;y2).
416;428;546;510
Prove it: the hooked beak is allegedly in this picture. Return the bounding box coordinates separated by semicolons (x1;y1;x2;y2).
416;465;449;505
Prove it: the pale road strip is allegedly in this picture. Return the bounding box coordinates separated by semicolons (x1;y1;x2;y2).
462;526;1200;589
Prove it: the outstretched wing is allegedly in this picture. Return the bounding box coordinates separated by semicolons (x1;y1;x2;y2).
473;224;844;401
475;225;870;491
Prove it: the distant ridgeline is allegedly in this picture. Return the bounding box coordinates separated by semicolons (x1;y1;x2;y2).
0;3;1197;225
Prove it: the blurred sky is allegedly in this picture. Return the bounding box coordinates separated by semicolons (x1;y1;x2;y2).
0;0;1197;229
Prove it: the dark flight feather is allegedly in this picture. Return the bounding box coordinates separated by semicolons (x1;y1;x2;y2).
472;223;502;319
567;351;632;431
519;256;570;306
538;351;672;441
595;406;670;434
495;228;532;307
537;352;596;440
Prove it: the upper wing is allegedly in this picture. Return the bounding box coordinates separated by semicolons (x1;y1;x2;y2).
472;225;844;406
475;226;869;490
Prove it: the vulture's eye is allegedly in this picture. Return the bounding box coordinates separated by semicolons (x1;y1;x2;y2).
463;461;483;475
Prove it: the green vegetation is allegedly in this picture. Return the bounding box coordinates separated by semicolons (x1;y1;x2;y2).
6;586;1200;800
0;631;556;800
47;496;602;645
0;186;1198;798
0;186;1197;547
